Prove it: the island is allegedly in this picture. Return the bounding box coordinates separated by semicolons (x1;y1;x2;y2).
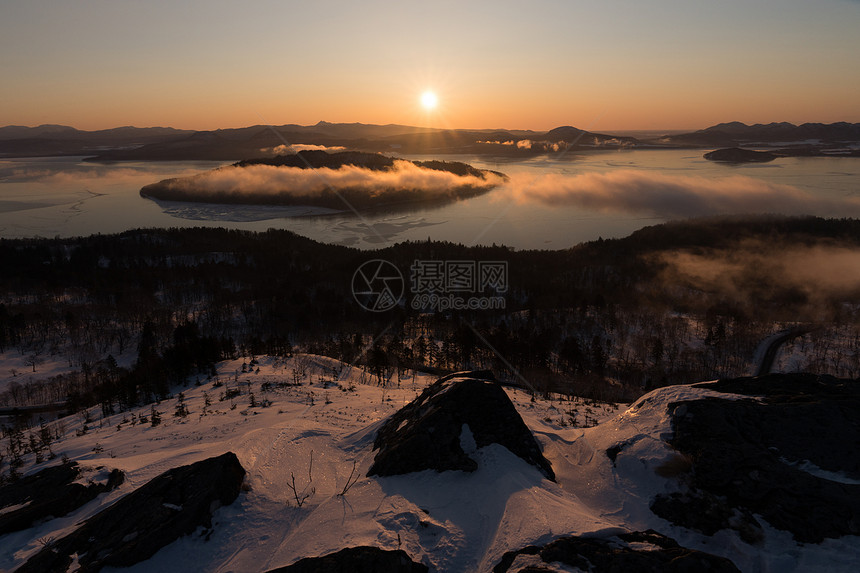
704;147;778;163
140;150;506;213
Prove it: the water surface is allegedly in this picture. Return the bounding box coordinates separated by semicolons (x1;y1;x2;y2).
1;150;858;249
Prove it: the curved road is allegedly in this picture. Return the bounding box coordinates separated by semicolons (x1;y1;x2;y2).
755;326;816;376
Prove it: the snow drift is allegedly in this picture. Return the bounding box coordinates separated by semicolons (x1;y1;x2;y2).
2;358;859;572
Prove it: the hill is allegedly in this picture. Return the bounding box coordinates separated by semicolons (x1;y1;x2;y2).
78;119;860;159
0;120;642;160
664;121;860;147
0;125;193;157
2;362;857;571
5;119;860;160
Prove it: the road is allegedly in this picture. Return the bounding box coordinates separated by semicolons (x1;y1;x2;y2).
755;326;815;376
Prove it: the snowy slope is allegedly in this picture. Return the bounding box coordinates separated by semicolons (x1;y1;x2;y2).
1;356;857;572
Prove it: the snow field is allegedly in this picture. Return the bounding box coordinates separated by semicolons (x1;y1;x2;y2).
1;355;857;572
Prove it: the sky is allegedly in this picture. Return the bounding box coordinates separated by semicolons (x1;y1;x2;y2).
1;0;859;132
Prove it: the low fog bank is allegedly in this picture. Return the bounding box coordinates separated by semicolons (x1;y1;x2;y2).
652;237;860;320
259;143;346;155
140;158;504;211
502;170;860;218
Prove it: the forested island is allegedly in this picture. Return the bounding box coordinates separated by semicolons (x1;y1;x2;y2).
140;150;505;212
704;147;778;163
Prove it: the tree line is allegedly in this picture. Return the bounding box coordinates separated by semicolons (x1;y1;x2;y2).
1;216;859;419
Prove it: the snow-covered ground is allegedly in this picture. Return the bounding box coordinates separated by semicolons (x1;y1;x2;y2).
772;325;860;378
0;351;72;396
1;355;857;572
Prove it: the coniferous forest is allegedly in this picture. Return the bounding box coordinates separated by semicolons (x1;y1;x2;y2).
2;215;860;420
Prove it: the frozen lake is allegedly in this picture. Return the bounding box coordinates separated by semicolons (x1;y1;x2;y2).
1;150;859;249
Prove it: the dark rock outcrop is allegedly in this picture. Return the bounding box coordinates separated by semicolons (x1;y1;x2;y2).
266;546;428;573
367;371;555;481
17;452;245;573
650;490;764;544
652;374;860;543
704;147;777;162
0;461;124;535
494;530;740;573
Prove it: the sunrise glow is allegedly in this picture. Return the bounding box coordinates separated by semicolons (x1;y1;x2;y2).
0;1;858;131
420;91;438;111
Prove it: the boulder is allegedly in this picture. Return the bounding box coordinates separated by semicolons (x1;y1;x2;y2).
367;371;554;480
266;546;428;573
652;374;860;543
650;490;763;544
17;451;245;573
494;530;740;572
0;461;124;535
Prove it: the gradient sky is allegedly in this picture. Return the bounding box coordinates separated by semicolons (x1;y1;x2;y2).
2;0;859;132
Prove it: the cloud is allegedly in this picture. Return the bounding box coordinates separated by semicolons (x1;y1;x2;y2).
2;166;207;188
501;170;860;218
152;160;504;200
260;144;346;155
654;239;860;316
590;137;633;148
4;166;153;183
476;139;566;152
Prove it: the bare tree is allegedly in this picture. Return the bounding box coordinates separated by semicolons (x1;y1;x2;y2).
286;451;315;507
338;459;359;497
25;353;44;373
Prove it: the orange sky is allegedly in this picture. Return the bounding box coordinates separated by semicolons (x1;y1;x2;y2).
2;1;859;132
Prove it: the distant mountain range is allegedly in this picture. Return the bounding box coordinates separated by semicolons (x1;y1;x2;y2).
0;120;858;160
0;124;194;156
662;121;860;147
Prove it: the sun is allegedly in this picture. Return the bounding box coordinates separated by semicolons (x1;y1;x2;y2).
420;90;438;110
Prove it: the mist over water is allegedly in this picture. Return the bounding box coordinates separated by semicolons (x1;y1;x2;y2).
1;150;859;248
